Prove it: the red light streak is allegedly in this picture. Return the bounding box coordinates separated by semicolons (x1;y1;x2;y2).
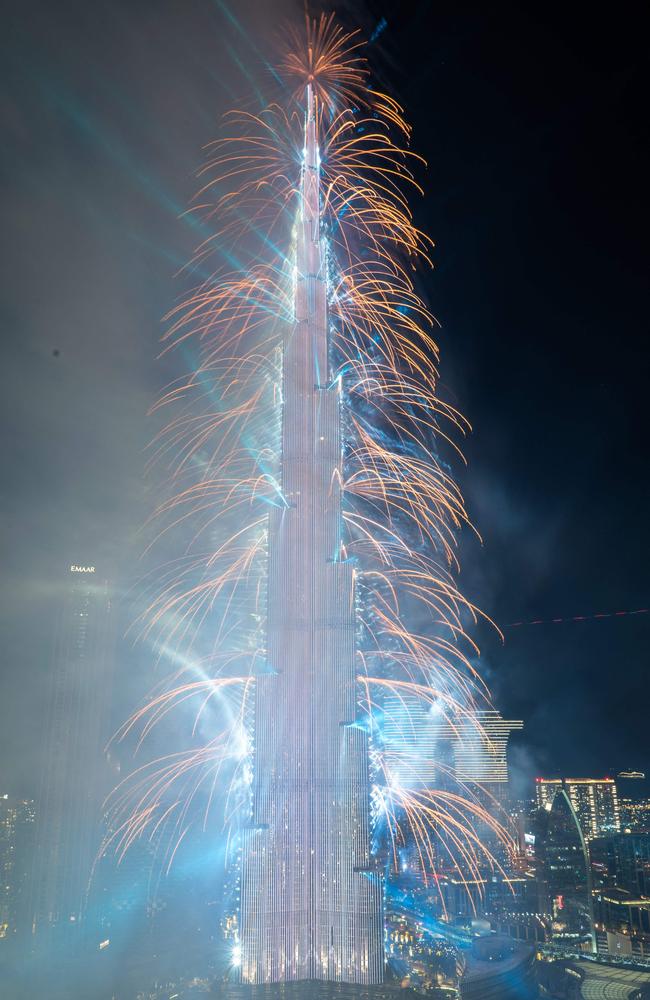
506;607;648;628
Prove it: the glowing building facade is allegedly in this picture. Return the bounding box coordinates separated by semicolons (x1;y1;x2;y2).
590;832;650;897
239;87;384;985
381;703;522;792
534;788;595;952
31;565;113;941
536;778;620;841
452;711;523;788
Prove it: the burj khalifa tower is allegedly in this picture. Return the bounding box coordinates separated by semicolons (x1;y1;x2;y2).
239;85;384;986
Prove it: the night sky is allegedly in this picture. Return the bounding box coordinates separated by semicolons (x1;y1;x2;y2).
0;1;647;797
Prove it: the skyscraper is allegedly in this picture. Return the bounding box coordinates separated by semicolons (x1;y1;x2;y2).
381;702;522;792
616;771;649;832
381;695;446;790
239;85;384;986
30;564;114;942
452;711;523;789
0;794;35;943
534;788;595;952
380;700;521;880
536;778;620;841
590;832;650;896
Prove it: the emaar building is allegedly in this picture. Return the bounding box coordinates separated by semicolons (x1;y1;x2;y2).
30;564;114;943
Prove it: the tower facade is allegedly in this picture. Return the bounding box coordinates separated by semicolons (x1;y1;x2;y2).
31;564;114;943
535;788;595;952
536;778;620;840
239;86;384;985
452;711;523;788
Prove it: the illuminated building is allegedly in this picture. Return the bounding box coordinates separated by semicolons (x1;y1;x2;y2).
592;890;650;961
381;702;522;791
382;702;522;879
238;86;383;985
589;835;650;962
0;795;35;942
451;711;523;788
590;832;650;896
616;772;650;833
30;564;114;940
444;709;523;863
537;952;650;995
621;798;650;832
381;695;449;793
536;777;620;840
534;788;595;952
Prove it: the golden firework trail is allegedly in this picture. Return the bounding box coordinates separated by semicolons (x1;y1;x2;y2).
105;12;515;908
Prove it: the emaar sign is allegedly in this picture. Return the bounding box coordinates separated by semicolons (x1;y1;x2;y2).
70;565;95;573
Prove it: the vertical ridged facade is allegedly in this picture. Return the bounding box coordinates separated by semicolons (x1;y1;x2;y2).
31;566;113;943
239;86;384;985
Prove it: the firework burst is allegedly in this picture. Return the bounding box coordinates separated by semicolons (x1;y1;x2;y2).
106;12;515;915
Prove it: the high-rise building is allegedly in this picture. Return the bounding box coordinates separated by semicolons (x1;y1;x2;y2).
620;798;650;832
616;772;650;832
442;709;523;865
536;778;620;840
592;889;650;962
382;701;522;878
238;86;383;985
30;563;114;943
0;794;35;942
381;696;450;790
452;711;523;789
381;702;522;793
590;833;650;897
534;788;595;952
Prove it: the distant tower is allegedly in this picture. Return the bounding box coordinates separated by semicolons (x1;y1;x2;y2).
382;701;522;874
31;564;114;942
239;85;384;985
536;778;620;840
0;794;35;943
452;711;523;792
382;703;522;794
535;788;595;953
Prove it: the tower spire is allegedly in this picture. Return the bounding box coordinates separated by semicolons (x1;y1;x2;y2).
296;81;327;388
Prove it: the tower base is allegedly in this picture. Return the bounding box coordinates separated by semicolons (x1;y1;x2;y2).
219;983;419;1000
